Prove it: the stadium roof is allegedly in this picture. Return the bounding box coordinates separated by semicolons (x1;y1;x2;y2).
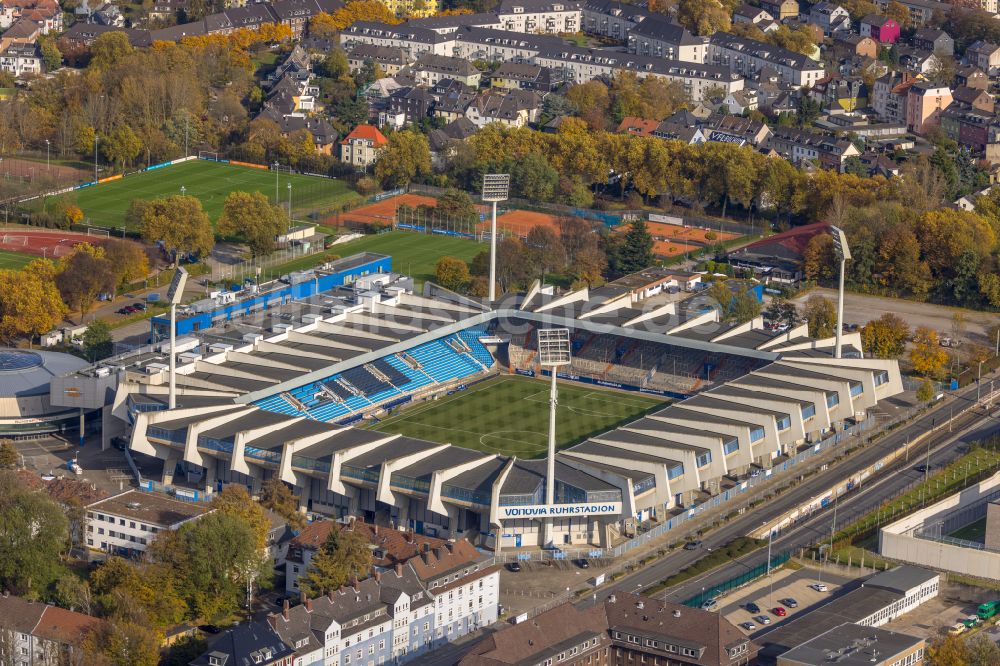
0;349;88;398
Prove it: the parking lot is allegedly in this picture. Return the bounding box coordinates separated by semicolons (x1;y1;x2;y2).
12;434;142;497
710;567;860;635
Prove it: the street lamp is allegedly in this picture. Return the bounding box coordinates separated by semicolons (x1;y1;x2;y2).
830;225;851;359
44;139;49;171
93;135;99;181
287;182;292;220
180;185;186;197
274;161;279;203
482;173;510;303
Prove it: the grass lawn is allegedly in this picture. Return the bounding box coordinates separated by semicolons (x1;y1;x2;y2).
371;375;665;458
65;160;360;229
0;249;35;270
327;231;486;285
949;517;986;542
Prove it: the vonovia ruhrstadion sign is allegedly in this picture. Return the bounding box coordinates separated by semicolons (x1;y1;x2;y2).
498;503;623;520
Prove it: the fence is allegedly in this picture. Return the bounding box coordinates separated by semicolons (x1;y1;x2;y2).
680;550;792;607
209;242;331;284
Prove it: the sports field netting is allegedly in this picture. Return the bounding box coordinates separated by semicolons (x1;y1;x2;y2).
371;375;665;458
61;160;361;230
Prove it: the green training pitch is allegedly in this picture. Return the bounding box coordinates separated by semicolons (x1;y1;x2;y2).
65;160;360;229
0;249;34;270
949;517;986;543
371;375;666;458
330;231;485;286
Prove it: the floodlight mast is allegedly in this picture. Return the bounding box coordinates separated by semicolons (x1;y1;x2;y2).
481;174;509;303
830;226;851;360
167;266;188;410
537;328;571;548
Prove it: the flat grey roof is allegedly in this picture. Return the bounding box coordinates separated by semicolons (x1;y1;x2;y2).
254;352;335;371
568;440;683;466
653;405;752;428
296;429;396;459
863;566;938;595
710;385;813;407
394;447;486;480
778;623;923;666
200;409;292;437
347;436;441;469
687;394;790;419
593;428;710;455
235;418;335;451
445;457;507;495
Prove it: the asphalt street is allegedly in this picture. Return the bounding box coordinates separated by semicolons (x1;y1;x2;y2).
579;377;1000;607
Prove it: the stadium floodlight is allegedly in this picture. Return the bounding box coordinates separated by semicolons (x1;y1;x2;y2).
166;266;188;410
482;174;510;303
830;226;851;360
538;328;571;548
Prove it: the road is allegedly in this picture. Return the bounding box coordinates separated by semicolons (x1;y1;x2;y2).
577;377;999;608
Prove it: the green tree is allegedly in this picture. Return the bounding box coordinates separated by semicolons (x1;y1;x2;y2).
916;378;935;403
676;0;730;35
102;239;150;290
260;477;305;531
926;632;969;666
374;130;431;188
211;484;270;550
608;220;654;277
38;35;62;71
860;313;909;359
89;31;133;70
0;260;67;345
216;191;288;259
0;471;68;597
510;152;558;202
764;298;799;327
0;440;17;469
320;48;349;79
297;525;373;596
909;326;948;378
434;256;471;292
56;243;116;321
136;195;215;260
730;287;762;323
525;226;566;282
803;295;837;338
102;125;141;171
82;319;113;362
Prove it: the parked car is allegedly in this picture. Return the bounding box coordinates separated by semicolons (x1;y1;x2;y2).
573;558;590;569
132;302;147;311
809;583;828;592
781;598;798;608
948;623;967;636
507;562;522;573
771;607;786;617
745;602;761;614
684;540;702;550
914;464;932;473
740;622;756;631
754;615;771;625
700;599;719;611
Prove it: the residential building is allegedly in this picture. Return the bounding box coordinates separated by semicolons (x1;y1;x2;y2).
809;2;851;35
777;624;925;666
0;0;60;33
767;127;861;171
347;44;409;76
873;0;945;26
728;222;831;282
460;592;758;666
626;14;707;63
872;70;914;123
388;85;436;125
759;0;798;19
581;0;647;39
0;593;103;665
811;76;867;112
285;518;446;594
496;0;582;34
617;116;659;136
340;124;388;168
85;489;209;556
490;61;564;91
951;84;994;113
906;81;952;134
709;32;826;88
0;17;39;50
956;64;989;90
0;42;38;75
191;621;296;666
411;53;481;87
466;88;541;128
733;3;774;26
276;114;339;154
897;45;940;75
378;0;438;17
941;106;992;152
271;0;343;38
703;114;772;146
724;88;759;114
859;14;900;43
831;33;878;60
913;27;953;55
967;40;1000;76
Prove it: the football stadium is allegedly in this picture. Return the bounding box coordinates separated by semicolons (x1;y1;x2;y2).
51;255;903;553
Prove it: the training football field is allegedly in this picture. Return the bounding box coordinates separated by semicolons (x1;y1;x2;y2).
371;375;665;458
67;160;360;229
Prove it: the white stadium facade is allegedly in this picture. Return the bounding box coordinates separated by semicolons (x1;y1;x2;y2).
50;256;903;552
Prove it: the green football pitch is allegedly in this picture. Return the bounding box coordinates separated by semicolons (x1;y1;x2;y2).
371;375;666;458
0;249;34;270
65;160;360;229
330;231;486;285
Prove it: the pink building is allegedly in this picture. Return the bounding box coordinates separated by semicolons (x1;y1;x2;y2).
906;82;952;135
860;14;900;44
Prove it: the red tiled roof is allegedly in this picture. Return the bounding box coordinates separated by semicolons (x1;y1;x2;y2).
340;124;387;146
739;221;829;259
34;606;103;646
289;519;445;567
617;116;659;136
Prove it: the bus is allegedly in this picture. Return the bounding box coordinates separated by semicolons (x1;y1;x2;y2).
977;601;1000;620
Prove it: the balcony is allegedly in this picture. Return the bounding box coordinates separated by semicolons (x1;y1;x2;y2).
442;484;490;506
390;475;430;495
342;465;381;485
291;456;331;473
244;446;281;465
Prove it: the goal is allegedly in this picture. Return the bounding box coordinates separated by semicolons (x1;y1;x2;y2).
198;151;221;162
86;226;111;238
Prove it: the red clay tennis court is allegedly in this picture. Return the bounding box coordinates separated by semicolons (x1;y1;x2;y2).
474;209;564;238
338;194;440;227
0;229;100;259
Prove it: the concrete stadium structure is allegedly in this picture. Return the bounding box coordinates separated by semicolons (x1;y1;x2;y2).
0;348;90;438
51;258;903;551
